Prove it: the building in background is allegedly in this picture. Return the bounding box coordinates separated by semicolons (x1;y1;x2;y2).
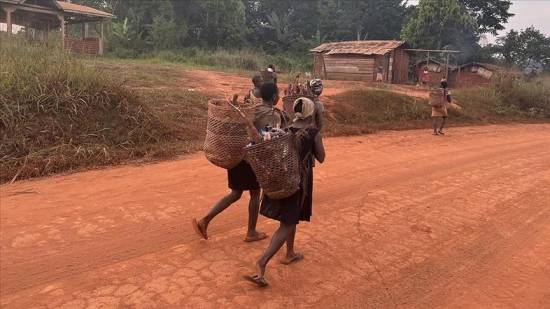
0;0;113;55
311;40;411;84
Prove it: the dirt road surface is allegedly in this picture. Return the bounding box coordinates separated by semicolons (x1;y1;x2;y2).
1;124;549;308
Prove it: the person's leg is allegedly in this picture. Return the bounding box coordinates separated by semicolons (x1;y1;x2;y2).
439;117;447;134
432;117;439;135
280;224;303;264
199;189;243;232
245;189;266;240
255;222;296;278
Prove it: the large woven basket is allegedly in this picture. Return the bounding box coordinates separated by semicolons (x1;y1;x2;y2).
245;133;300;199
282;95;314;121
204;99;254;169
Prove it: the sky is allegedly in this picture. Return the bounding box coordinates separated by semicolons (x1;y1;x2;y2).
408;0;550;43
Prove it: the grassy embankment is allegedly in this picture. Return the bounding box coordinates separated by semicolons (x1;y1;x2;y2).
1;35;549;182
0;36;209;183
325;76;550;136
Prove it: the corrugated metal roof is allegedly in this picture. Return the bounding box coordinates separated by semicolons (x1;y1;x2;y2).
311;40;406;55
57;1;113;18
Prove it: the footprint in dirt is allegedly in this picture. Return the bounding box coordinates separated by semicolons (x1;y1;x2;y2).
410;224;432;234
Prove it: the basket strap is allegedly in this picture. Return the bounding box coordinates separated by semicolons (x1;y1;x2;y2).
298;151;313;208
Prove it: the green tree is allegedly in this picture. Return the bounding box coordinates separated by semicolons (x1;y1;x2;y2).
459;0;513;35
335;0;409;41
198;0;247;48
497;27;550;70
401;0;477;49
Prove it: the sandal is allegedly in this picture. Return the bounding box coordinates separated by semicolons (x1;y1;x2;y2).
244;274;269;288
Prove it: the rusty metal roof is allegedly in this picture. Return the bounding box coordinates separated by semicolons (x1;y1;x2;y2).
56;1;113;18
311;40;406;55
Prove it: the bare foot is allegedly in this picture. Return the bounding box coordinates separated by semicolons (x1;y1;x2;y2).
192;218;208;240
281;252;304;265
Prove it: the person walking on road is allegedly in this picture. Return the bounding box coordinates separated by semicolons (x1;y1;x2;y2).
245;97;326;287
192;83;283;242
430;79;451;135
244;75;263;105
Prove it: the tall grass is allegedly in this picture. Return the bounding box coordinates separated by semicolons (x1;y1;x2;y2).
325;89;431;136
126;48;313;74
454;75;550;119
0;35;177;183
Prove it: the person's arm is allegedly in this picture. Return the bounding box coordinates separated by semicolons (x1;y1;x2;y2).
313;132;325;163
315;102;324;130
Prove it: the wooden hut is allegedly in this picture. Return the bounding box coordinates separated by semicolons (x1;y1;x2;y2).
311;40;411;83
0;0;113;55
448;62;521;88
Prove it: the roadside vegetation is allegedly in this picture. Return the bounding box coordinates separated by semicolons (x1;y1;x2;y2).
1;34;549;183
0;36;207;183
325;90;430;136
453;75;550;120
326;75;550;136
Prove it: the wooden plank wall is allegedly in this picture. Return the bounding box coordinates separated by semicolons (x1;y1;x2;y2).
323;54;375;81
313;53;326;78
392;48;410;83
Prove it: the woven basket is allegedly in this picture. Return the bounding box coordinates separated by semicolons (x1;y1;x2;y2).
204;99;254;169
245;133;300;199
282;95;314;121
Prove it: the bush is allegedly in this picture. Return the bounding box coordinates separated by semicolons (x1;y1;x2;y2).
493;75;550;117
453;75;550;120
0;35;178;183
123;48;312;73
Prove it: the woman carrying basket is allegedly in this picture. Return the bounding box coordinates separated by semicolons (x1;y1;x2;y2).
192;83;284;243
430;79;451;136
245;97;326;287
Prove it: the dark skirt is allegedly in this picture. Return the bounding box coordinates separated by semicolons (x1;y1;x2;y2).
227;160;260;191
260;168;313;225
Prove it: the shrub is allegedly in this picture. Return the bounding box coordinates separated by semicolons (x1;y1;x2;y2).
0;35;177;183
453;75;550;120
325;89;430;135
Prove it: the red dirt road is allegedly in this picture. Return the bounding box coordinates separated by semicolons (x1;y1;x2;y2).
1;124;549;308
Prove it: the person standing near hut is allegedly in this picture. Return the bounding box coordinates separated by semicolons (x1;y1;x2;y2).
376;66;384;83
429;79;450;135
192;83;283;242
245;97;326;287
421;66;430;88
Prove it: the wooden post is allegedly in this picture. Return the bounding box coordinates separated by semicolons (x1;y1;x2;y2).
98;21;104;55
58;14;65;49
4;7;15;34
426;51;430;68
457;62;461;87
81;23;86;39
445;53;450;79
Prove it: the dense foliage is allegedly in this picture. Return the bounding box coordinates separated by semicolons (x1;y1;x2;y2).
69;0;548;72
